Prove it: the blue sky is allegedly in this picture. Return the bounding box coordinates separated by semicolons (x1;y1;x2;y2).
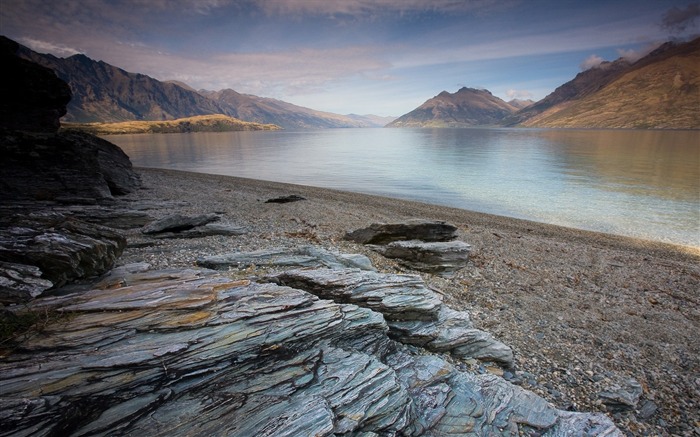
2;0;698;116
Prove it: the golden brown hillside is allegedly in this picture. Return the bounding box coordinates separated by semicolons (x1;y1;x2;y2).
522;38;700;129
61;114;281;135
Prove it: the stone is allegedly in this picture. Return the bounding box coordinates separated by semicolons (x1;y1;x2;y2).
268;267;513;366
0;214;126;295
141;213;220;234
152;222;248;239
0;37;140;203
344;219;458;244
370;239;471;276
265;194;306;203
197;245;376;271
599;377;643;410
0;36;71;133
0;131;141;202
0;266;621;436
0;261;54;303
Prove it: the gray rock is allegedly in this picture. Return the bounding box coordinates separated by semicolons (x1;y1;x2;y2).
152;222;247;239
141;213;220;234
0;215;126;296
265;194;306;203
344;219;458;244
0;267;621;436
269;267;513;366
269;268;443;322
0;261;53;303
197;245;376;271
599;377;643;410
370;239;471;276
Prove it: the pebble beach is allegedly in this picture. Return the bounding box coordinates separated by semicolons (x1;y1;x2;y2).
119;167;700;436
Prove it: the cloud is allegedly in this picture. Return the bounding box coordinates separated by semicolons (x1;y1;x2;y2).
661;2;700;34
18;38;82;57
256;0;509;18
579;54;604;70
616;41;662;62
505;89;533;100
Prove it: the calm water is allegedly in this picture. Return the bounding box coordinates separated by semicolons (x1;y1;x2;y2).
106;128;700;248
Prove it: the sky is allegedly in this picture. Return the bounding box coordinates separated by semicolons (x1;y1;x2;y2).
1;1;699;117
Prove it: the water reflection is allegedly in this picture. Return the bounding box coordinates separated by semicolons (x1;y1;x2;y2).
106;128;700;248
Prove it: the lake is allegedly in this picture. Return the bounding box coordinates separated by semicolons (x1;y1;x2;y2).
105;128;700;249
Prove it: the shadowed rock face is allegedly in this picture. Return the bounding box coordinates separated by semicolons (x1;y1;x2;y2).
0;36;71;133
0;266;621;436
0;36;141;202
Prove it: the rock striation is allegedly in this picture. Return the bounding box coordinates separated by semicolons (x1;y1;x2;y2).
269;267;514;366
1;265;621;436
346;220;472;276
344;219;458;244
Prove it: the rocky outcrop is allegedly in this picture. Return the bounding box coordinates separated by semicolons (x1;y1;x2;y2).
0;37;141;203
346;221;472;276
0;214;126;302
0;130;141;202
269;267;514;366
197;245;376;271
0;266;621;436
344;219;458;244
371;240;472;277
0;36;71;133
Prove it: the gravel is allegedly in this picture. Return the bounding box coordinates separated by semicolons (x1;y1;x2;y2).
118;168;700;436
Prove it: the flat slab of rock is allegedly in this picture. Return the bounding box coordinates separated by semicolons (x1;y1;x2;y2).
269;268;443;322
197;245;376;271
371;239;471;276
152;223;248;239
141;213;220;234
265;194;306;203
1;266;620;436
344;219;458;244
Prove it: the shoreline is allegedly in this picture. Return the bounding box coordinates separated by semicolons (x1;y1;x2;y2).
118;167;699;435
135;167;699;259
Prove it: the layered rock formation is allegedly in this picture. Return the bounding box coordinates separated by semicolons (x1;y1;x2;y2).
1;265;621;436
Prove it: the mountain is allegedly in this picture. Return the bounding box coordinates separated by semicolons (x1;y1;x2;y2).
16;48;224;123
201;89;384;128
386;87;517;128
517;37;700;129
12;38;383;129
507;99;535;110
345;114;397;127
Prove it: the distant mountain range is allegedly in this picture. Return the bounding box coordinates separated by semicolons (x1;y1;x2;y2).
392;36;699;129
10;38;393;129
7;35;699;129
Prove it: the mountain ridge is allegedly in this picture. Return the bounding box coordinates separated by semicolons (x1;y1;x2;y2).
10;38;388;129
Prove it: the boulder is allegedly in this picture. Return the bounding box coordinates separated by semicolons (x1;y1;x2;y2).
0;130;141;202
0;261;53;303
344;219;458;244
599;377;643;410
0;214;126;299
197;245;376;271
0;266;621;436
141;213;220;234
0;36;71;133
0;36;141;203
370;239;471;276
152;222;248;239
